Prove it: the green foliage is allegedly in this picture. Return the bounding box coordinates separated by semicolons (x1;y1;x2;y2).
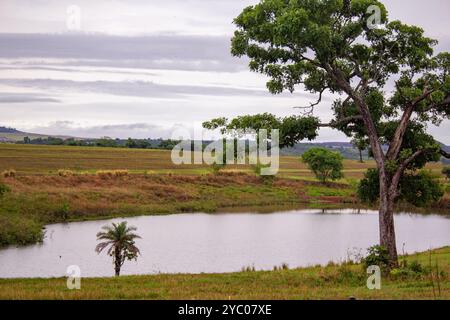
0;183;10;197
58;201;71;221
357;169;380;204
400;171;444;207
252;162;275;184
381;121;441;170
96;221;141;276
390;260;426;279
358;169;444;207
351;136;369;162
363;245;390;271
0;216;44;247
125;138;151;149
203;113;320;148
227;0;449;209
301;148;343;183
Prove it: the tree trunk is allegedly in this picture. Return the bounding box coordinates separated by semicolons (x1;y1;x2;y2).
330;71;399;266
359;149;363;163
114;251;121;276
378;176;398;267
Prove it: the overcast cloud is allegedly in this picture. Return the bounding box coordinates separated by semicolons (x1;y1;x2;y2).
0;0;448;142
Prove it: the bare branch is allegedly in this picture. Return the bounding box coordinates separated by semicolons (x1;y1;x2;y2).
319;115;364;128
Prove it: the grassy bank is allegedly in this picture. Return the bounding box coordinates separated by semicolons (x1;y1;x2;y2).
0;247;448;300
0;173;357;246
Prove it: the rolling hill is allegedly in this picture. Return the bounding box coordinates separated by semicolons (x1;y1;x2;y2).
0;126;73;142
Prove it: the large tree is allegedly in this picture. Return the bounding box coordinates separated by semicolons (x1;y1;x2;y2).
205;0;450;266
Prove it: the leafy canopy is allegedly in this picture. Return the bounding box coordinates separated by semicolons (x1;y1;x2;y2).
301;147;344;183
96;221;141;266
225;0;449;173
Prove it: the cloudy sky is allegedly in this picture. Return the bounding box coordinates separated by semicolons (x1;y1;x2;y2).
0;0;449;142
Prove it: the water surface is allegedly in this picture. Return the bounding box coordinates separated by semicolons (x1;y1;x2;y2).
0;209;449;278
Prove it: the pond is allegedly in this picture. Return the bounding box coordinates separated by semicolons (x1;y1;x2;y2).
0;209;449;278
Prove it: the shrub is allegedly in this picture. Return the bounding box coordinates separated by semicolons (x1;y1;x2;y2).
57;201;71;221
2;169;16;178
209;163;225;175
0;216;44;246
390;260;425;279
301;148;343;183
358;169;444;207
362;245;390;272
409;260;424;274
0;183;10;196
252;162;275;184
400;170;444;207
96;170;129;178
357;169;380;204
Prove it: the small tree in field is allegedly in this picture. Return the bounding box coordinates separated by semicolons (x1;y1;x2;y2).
351;136;369;163
204;0;450;266
302;148;343;183
95;222;141;276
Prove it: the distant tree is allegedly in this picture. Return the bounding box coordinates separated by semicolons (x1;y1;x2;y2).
125;138;138;148
159;139;181;150
64;138;80;146
351;136;369;163
23;136;31;144
47;137;64;145
301;148;343;183
95;222;141;276
96;137;117;148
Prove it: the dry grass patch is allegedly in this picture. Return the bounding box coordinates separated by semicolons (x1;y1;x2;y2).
2;169;16;178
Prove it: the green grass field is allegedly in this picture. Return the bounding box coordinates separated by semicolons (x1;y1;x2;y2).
0;247;448;300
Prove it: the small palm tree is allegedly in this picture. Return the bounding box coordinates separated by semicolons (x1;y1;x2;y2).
95;221;141;276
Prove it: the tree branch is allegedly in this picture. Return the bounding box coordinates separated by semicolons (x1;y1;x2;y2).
323;62;387;170
386;103;414;160
389;149;427;198
319;115;363;128
441;149;450;159
423;93;450;112
386;88;434;161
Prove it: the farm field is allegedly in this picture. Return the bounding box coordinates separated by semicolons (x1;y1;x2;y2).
0;144;445;179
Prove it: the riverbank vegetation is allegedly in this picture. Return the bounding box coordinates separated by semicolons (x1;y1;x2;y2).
0;247;448;300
